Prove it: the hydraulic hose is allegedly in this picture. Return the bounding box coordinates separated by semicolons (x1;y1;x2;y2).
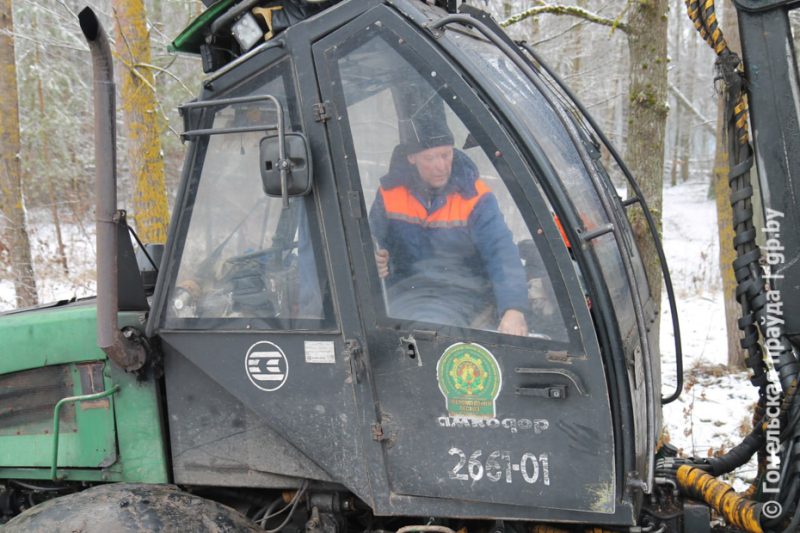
743;396;768;500
677;465;763;533
685;0;800;392
705;423;764;476
701;369;796;479
762;476;800;528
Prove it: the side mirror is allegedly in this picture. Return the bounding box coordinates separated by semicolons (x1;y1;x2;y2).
260;132;313;199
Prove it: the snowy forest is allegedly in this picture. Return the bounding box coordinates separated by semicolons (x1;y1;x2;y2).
0;0;795;489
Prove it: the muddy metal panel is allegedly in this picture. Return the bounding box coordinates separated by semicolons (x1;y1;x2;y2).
109;359;169;483
0;366;77;437
165;347;336;488
0;303;112;374
161;332;371;501
0;302;168;482
0;363;115;468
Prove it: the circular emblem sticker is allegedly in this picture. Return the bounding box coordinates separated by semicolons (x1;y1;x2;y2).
437;343;502;418
245;341;289;392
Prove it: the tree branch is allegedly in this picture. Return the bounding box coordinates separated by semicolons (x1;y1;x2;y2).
111;53;171;131
112;51;157;94
501;4;631;35
134;62;194;96
668;81;715;134
112;8;136;66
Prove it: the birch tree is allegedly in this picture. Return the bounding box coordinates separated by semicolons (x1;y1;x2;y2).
0;0;38;307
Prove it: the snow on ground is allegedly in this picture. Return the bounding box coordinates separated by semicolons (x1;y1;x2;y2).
0;280;13;310
659;178;758;491
0;206;96;311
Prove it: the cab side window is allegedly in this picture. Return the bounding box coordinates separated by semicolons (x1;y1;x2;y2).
164;59;334;331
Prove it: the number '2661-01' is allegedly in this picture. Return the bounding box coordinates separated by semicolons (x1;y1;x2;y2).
448;448;550;485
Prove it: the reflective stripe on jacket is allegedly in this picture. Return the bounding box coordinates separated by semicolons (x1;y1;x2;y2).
380;179;491;228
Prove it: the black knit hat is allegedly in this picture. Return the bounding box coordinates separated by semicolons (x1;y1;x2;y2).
399;96;454;153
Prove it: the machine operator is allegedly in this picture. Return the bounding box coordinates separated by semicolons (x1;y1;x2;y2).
368;112;530;337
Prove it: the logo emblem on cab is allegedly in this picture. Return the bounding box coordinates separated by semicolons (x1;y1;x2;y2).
437;343;502;418
245;341;289;391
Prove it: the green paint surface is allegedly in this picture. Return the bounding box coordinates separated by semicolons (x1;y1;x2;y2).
0;303;169;483
1;303;111;374
109;364;169;483
169;0;238;54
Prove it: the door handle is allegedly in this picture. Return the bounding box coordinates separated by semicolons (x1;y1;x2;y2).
398;335;422;366
515;385;567;399
515;367;588;396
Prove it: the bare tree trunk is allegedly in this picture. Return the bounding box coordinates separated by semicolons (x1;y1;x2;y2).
670;118;681;186
34;16;69;276
601;74;619;172
680;19;697;182
626;0;670;315
502;0;513;18
713;0;747;369
113;0;170;244
670;0;684;186
679;119;692;181
0;0;38;308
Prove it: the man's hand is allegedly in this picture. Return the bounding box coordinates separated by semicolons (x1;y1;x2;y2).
375;249;390;278
498;309;527;337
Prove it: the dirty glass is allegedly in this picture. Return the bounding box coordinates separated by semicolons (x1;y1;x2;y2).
334;32;568;342
163;60;333;330
789;10;800;73
450;32;639;337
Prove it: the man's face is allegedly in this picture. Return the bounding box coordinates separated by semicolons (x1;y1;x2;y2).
408;145;453;189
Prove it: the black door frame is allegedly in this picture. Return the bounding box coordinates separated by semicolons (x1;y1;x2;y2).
312;3;632;524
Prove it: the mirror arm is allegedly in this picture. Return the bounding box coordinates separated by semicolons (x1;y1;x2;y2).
279;159;290;209
270;94;290;210
178;93;304;205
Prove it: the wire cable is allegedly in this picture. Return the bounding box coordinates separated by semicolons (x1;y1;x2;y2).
253;497;285;524
259;480;309;532
776;497;800;533
8;479;71;492
762;476;800;528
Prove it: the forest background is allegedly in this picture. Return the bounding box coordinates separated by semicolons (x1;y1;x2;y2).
0;0;794;480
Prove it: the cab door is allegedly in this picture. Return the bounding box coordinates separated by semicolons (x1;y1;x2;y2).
314;6;616;515
151;50;373;497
